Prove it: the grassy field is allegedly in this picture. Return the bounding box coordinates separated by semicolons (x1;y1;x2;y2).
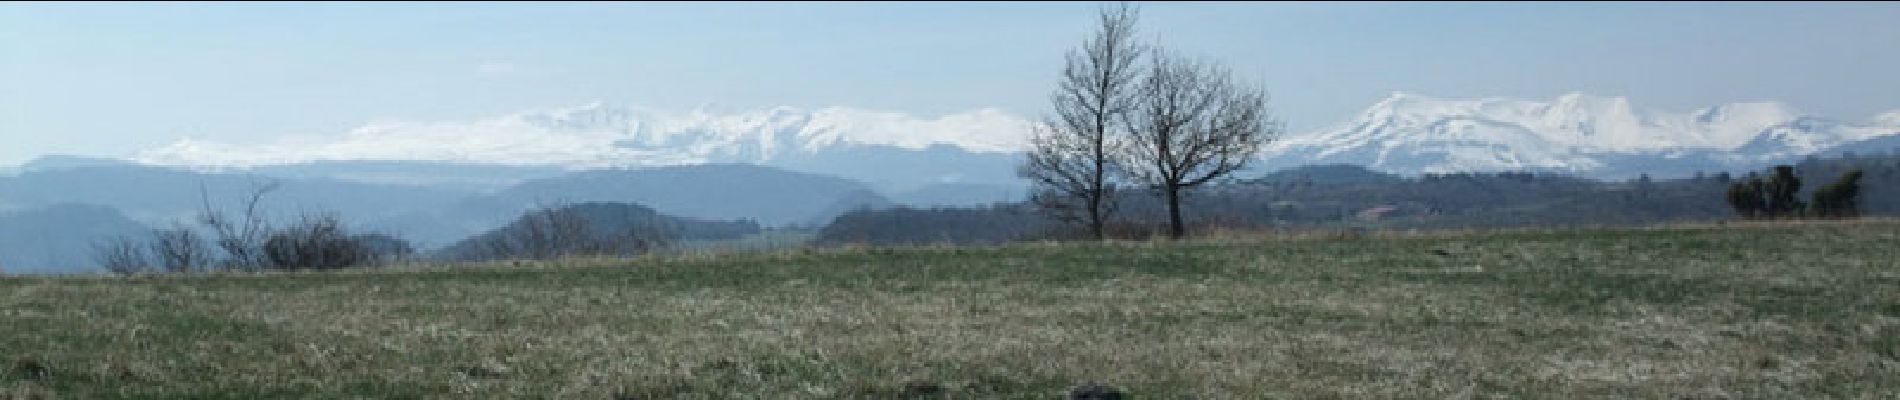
3;220;1898;398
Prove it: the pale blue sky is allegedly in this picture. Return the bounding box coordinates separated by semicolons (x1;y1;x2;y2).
4;1;1899;166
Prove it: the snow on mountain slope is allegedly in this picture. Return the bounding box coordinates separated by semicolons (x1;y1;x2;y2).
129;94;1897;180
1261;92;1898;177
1873;110;1900;127
133;103;1034;169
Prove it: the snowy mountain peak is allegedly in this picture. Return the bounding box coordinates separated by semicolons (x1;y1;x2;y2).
131;104;1034;169
121;93;1898;181
1263;92;1897;178
1693;101;1795;125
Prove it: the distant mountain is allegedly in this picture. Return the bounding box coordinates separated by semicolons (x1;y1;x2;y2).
433;202;760;261
0;160;475;226
388;164;893;247
247;160;570;192
770;142;1025;192
0;156;895;251
1816;130;1900;158
887;182;1027;208
1259;92;1900;179
18;155;139;172
0;204;150;274
131;103;1034;188
122;95;1900;187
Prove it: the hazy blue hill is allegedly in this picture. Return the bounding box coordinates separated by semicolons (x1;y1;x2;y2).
768;143;1023;192
433;202;760;261
1817;133;1900;158
17;155;139;172
486;164;890;226
387;164;893;248
0;203;150;274
888;182;1026;208
0;163;474;225
247;160;570;192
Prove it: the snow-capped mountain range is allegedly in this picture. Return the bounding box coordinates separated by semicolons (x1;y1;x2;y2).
128;93;1900;181
1261;92;1900;177
134;103;1033;170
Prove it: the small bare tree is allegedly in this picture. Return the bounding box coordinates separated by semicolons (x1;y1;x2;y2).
149;224;209;273
1020;2;1146;241
1122;51;1278;239
199;180;279;271
263;213;372;270
92;236;150;275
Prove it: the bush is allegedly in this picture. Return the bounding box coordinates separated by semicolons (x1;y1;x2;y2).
262;215;374;271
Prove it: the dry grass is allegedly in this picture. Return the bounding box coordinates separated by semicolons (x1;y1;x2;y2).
4;220;1899;398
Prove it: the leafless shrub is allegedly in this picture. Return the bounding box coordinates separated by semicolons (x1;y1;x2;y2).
149;224;209;273
199;181;279;271
91;235;150;275
262;214;372;271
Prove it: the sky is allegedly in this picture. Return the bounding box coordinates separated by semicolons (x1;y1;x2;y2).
4;1;1899;167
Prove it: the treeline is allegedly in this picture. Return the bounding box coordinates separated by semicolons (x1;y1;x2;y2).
94;185;757;274
815;204;1051;246
93;183;415;274
1723;154;1886;219
817;153;1900;246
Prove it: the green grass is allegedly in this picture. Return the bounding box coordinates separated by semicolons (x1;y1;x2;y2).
4;220;1899;398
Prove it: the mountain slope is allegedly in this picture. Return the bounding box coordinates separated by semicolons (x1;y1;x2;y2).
0;204;151;274
433;202;760;261
387;164;893;248
0;161;475;225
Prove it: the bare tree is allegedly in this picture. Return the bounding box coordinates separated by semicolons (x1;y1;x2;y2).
92;236;150;275
149;224;209;273
1019;2;1145;240
1122;51;1279;239
199;180;279;271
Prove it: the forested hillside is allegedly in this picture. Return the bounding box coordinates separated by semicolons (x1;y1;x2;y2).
818;154;1900;245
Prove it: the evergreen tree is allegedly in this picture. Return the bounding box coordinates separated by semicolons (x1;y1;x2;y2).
1725;175;1765;219
1763;165;1804;218
1811;169;1864;218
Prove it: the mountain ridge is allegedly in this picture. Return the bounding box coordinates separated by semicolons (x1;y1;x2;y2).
95;94;1900;181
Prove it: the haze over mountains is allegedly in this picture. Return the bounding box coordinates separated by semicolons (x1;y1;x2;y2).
121;93;1900;182
3;92;1896;274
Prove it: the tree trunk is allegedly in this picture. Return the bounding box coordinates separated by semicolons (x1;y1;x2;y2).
1090;132;1107;241
1094;198;1109;238
1166;184;1184;239
1088;199;1104;241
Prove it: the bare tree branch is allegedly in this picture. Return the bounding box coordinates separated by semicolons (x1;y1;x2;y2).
198;180;280;271
93;235;150;275
1018;2;1145;240
1122;50;1280;239
149;223;209;273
